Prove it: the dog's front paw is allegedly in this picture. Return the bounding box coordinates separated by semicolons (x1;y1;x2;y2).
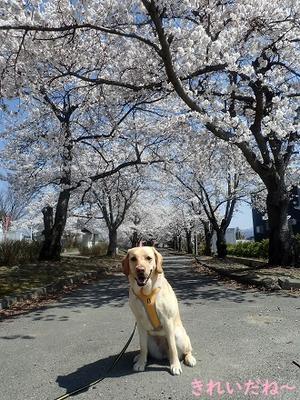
170;362;182;376
184;353;197;367
133;360;146;372
133;355;146;372
133;353;140;364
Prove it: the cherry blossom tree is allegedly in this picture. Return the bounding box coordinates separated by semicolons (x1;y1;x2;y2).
1;81;168;261
0;187;26;238
179;207;197;254
142;0;300;265
121;191;177;247
167;203;200;253
189;199;214;256
85;171;143;256
0;8;174;260
1;0;299;265
167;134;256;257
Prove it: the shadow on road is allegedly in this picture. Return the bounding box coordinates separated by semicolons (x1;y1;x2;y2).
163;259;257;305
21;255;270;323
57;278;129;310
56;350;169;397
21;277;129;322
0;334;35;340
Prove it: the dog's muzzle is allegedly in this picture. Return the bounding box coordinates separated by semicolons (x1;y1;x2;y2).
135;269;152;286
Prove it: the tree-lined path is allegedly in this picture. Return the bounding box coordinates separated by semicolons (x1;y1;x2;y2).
1;0;299;266
0;254;299;400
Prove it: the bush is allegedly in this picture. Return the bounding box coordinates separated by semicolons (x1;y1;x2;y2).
228;236;300;264
78;242;108;257
62;233;81;251
227;240;269;259
0;240;41;266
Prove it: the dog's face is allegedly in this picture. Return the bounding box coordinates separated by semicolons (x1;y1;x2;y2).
122;246;163;286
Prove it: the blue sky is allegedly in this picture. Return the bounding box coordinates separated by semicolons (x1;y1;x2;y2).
229;202;253;231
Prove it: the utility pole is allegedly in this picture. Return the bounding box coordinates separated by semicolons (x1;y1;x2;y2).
194;232;198;255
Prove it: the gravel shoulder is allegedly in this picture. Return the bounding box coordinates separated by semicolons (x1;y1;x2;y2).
195;256;300;292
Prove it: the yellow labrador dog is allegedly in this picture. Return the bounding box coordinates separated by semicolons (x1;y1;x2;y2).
122;246;196;375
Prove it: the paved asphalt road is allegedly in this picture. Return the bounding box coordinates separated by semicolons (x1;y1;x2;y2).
0;254;299;400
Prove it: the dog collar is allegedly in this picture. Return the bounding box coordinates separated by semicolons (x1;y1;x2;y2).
133;287;162;330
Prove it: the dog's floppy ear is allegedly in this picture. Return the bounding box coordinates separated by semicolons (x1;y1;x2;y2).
153;247;163;273
122;253;130;276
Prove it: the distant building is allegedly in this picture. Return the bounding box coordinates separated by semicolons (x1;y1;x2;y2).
252;186;300;241
252;208;269;242
0;227;31;242
79;228;103;248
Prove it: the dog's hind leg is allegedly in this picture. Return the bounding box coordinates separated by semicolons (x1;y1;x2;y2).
175;326;197;367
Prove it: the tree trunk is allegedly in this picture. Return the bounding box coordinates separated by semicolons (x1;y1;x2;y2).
107;229;118;256
178;235;182;252
173;235;179;250
130;230;140;248
216;229;227;258
39;205;53;258
202;221;213;256
185;229;193;254
266;187;291;266
39;190;70;261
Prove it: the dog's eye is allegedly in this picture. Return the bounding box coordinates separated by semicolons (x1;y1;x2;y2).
146;256;152;261
131;256;137;262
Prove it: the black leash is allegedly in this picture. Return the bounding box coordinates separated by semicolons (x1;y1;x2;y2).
54;322;137;400
293;360;300;369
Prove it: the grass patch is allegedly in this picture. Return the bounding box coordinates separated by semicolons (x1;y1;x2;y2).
0;240;41;266
0;255;123;298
